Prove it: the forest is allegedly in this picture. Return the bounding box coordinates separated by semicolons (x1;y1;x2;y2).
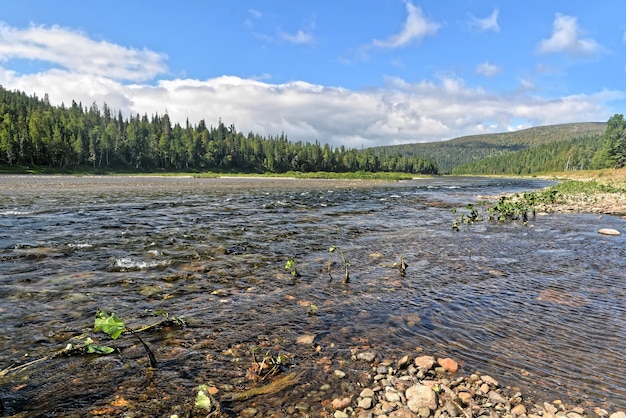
2;85;625;176
370;122;608;174
451;115;626;175
0;86;438;174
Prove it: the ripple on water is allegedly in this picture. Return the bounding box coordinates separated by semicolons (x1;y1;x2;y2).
0;176;624;415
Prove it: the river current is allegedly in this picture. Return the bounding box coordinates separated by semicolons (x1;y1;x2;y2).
0;175;624;417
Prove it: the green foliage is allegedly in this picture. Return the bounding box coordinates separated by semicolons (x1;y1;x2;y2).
194;384;213;411
370;122;606;174
284;257;301;277
451;204;484;230
452;135;605;175
450;178;625;231
600;114;626;169
81;337;115;355
94;308;126;339
0;86;437;175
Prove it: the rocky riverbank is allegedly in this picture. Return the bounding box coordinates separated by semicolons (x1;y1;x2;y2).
321;350;625;418
200;347;625;418
535;191;625;217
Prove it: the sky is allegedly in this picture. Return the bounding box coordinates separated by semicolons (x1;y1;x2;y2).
0;1;625;148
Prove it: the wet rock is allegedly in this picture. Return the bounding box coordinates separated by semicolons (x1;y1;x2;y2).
488;390;508;404
610;413;626;418
360;388;375;398
386;386;402;402
357;350;377;363
512;404;527;416
389;409;418;418
358;396;373;409
437;357;459;373
296;334;316;345
414;355;436;370
406;384;437;412
480;375;500;387
331;396;352;410
239;407;258;417
598;228;621;236
458;391;473;404
397;354;412;369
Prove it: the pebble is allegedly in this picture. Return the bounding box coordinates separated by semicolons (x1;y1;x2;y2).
598;228;621;236
319;350;625;418
357;350;378;362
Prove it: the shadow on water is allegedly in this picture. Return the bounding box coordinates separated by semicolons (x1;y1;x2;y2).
0;176;625;416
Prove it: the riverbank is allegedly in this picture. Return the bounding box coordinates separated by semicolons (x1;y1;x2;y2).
298;348;626;418
535;168;626;216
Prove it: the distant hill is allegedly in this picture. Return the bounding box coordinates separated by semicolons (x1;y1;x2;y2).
369;122;607;174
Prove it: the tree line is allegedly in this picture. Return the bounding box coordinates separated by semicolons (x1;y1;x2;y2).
369;122;607;174
0;86;438;174
451;114;626;175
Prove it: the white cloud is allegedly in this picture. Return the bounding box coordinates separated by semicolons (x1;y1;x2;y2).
0;23;619;149
373;2;440;48
0;24;167;82
3;67;617;148
476;62;501;77
279;29;314;44
537;14;602;57
468;9;500;32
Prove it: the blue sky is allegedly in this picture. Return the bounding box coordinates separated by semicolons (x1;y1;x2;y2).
1;1;624;148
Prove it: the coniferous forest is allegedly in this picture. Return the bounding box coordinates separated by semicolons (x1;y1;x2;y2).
0;86;438;174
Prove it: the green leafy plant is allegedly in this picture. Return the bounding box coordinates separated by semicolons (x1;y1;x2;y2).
307;303;318;316
328;246;350;283
381;255;410;276
94;309;158;368
0;309;186;379
284;257;301;277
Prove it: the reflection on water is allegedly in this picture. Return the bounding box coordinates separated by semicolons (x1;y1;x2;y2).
0;175;625;416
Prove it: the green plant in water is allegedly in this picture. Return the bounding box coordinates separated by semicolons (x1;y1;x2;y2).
0;309;184;379
284;257;301;277
251;348;290;381
307;303;318;316
94;308;158;368
396;254;408;276
328;246;350;283
451;203;484;230
383;255;409;276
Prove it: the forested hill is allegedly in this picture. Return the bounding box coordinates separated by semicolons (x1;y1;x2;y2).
369;122;607;174
0;86;437;174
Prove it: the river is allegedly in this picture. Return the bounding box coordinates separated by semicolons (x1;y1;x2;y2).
0;175;624;417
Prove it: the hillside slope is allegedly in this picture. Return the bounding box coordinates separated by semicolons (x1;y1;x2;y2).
370;122;606;173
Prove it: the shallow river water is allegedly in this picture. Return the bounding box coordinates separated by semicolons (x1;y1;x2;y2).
0;175;624;417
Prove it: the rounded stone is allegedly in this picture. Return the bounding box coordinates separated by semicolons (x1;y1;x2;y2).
599;228;621;236
512;404;527;416
358;397;373;409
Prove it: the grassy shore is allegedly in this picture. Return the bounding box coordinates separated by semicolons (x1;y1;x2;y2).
534;168;626;216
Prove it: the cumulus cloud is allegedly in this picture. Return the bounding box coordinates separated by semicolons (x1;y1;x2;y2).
373;2;440;48
3;67;616;148
476;62;501;77
0;22;619;148
468;9;500;32
0;24;167;82
537;14;602;57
